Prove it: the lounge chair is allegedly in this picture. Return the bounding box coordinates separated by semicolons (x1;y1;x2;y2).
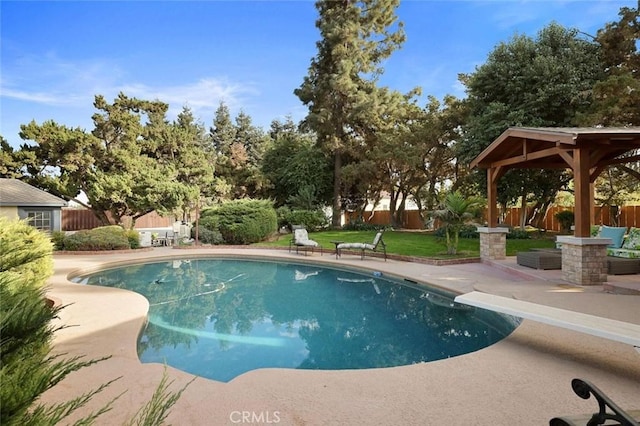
289;228;320;256
550;378;640;425
337;230;387;261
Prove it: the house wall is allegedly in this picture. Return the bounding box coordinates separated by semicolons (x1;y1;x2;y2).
0;206;19;220
17;207;63;232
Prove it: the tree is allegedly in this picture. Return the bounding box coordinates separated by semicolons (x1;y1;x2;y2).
431;191;484;255
0;137;24;178
581;5;640;126
261;117;332;208
458;23;602;227
295;0;406;227
162;107;217;220
209;103;267;200
14;93;198;227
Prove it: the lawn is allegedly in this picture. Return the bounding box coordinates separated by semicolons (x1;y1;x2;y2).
255;229;557;258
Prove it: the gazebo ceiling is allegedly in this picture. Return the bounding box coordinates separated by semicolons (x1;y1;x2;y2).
470;127;640;171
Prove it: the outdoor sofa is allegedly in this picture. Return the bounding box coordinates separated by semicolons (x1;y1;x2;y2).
597;226;640;275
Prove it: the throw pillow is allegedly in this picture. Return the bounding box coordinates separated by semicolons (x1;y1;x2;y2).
622;227;640;250
599;225;627;249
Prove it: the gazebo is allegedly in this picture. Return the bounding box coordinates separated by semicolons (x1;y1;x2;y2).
470;127;640;285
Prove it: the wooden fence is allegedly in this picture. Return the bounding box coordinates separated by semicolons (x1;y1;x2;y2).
62;209;176;231
64;204;640;232
345;205;640;231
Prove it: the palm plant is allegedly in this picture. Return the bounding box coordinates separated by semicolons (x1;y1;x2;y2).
431;191;485;255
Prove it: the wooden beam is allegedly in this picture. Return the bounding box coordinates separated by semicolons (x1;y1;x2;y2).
573;148;592;237
488;146;564;168
487;168;499;227
557;149;574;168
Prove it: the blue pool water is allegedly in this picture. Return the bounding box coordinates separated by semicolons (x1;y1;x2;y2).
72;258;519;382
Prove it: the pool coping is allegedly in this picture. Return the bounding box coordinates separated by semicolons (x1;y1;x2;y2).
42;247;640;425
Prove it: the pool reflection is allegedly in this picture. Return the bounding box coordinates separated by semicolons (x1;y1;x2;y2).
75;259;519;382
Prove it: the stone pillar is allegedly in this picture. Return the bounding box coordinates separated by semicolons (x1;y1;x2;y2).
557;236;610;286
477;227;509;261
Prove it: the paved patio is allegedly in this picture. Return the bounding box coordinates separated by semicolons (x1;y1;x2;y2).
42;247;639;425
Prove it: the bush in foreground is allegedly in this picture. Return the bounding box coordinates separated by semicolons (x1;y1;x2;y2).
0;218;53;292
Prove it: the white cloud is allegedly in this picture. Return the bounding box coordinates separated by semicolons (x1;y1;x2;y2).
118;78;259;122
1;52;259;124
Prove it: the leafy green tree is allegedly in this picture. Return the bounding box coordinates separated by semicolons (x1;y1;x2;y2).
162;107;217;220
14;93;199;227
581;5;639;126
0;137;24;178
261;117;332;208
458;23;601;227
431;191;484;255
209;103;267;200
295;0;407;227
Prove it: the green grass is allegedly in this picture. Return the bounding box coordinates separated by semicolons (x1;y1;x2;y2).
255;230;557;258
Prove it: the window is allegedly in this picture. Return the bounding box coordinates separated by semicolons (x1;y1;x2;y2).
27;211;52;231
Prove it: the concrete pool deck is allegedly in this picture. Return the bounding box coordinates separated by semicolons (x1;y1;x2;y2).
43;247;640;425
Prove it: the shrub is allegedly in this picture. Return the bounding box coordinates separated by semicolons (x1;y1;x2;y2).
125;229;140;249
50;231;66;250
554;210;574;232
507;228;531;239
63;225;131;251
0;217;53;292
192;226;225;245
201;199;278;245
277;207;328;232
434;224;479;239
342;218;380;231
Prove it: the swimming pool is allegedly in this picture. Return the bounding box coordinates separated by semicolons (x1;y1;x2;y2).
72;258;519;382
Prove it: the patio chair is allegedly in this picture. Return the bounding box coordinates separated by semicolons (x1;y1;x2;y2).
289;227;320;256
550;378;640;425
337;230;387;261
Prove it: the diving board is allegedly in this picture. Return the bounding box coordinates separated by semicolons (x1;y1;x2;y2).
454;291;640;347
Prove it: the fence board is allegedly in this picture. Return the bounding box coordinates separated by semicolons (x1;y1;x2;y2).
344;205;639;231
62;209;175;231
65;205;639;232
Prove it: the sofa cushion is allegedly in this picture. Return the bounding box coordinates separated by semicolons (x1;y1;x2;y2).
607;248;640;259
622;227;640;250
599;225;627;248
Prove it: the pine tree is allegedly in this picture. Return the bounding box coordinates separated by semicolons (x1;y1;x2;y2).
295;0;406;226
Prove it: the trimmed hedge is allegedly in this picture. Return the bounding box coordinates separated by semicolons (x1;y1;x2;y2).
201;199;277;245
0;218;53;291
62;225;133;251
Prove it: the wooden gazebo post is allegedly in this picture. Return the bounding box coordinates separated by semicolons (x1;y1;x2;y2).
477;167;509;261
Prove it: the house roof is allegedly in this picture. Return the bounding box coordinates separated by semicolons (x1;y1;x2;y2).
0;178;67;207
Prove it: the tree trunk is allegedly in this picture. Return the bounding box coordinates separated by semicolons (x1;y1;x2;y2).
331;151;342;228
519;191;528;229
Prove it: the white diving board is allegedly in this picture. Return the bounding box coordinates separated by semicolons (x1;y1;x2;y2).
454;291;640;347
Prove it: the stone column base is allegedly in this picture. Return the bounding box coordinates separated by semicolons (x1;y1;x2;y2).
557;236;611;286
477;227;509;261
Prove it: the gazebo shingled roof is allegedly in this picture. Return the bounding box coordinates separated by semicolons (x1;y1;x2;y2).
470;127;640;237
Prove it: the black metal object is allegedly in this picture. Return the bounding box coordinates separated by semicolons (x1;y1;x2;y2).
550;378;639;426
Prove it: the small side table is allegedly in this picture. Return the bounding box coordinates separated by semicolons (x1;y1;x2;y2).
330;241;344;259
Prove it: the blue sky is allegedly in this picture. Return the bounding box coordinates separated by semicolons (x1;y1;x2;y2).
1;1;635;148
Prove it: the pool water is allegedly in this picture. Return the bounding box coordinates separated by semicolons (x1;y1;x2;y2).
73;258;519;382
